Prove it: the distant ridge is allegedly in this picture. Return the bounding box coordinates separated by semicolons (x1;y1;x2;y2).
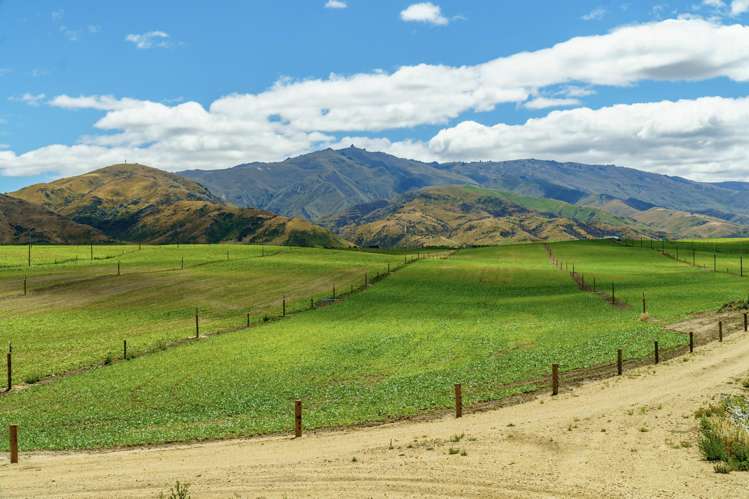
179;147;749;239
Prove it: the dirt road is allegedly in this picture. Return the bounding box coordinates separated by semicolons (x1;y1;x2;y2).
2;322;748;498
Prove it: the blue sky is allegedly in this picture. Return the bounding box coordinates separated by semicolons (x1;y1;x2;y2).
2;0;749;191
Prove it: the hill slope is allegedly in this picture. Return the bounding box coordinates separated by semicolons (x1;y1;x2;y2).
179;147;749;234
11;164;346;247
324;185;648;248
0;194;107;244
180;147;469;221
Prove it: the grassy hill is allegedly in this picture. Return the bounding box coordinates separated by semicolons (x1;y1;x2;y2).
324;185;650;248
0;194;108;244
582;195;749;239
11;164;346;247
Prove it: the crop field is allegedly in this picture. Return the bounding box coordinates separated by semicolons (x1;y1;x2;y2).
5;239;743;451
623;237;749;276
0;244;410;383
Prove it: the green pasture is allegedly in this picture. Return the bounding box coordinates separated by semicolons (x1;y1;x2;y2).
0;245;410;383
0;241;704;450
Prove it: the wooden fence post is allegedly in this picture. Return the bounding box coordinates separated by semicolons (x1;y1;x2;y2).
117;261;121;276
123;339;127;360
364;273;368;289
283;296;286;317
741;256;744;277
654;341;659;364
246;313;251;328
23;276;27;297
713;253;717;272
332;285;336;300
181;256;184;270
310;297;314;310
689;332;694;353
692;249;695;266
642;292;646;314
195;308;200;338
387;263;390;273
617;349;623;375
611;283;615;304
551;364;559;396
593;277;596;292
719;321;723;342
294;400;302;437
9;425;18;464
454;383;462;418
744;313;747;332
6;351;11;392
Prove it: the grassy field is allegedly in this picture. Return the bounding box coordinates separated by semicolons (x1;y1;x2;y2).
623;238;749;279
0;240;723;450
0;244;410;383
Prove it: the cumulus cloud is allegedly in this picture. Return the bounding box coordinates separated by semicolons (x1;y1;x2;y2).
9;93;47;106
4;19;749;180
324;0;348;8
418;96;749;181
733;0;749;14
400;2;449;25
125;31;171;49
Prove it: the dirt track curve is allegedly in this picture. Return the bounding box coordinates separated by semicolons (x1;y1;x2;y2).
2;318;749;498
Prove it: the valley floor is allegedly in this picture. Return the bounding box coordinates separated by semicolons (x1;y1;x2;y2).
1;314;747;498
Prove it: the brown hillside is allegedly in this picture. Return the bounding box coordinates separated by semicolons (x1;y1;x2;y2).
11;164;346;247
326;185;649;248
0;194;108;244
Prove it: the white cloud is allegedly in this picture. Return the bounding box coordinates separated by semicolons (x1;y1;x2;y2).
523;97;581;109
417;96;749;181
59;25;79;41
582;7;606;21
732;0;749;14
4;19;749;180
400;2;449;25
558;85;596;97
703;0;724;7
125;31;171;49
324;0;348;9
9;93;47;107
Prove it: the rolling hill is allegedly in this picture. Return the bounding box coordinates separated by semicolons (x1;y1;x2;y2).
10;164;346;247
0;194;108;244
323;185;649;248
179;147;749;239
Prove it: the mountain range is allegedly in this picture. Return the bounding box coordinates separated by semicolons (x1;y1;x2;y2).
4;146;749;247
180;146;749;242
